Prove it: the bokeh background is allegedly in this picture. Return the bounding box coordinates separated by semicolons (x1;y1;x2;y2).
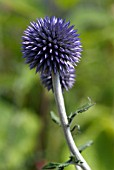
0;0;114;170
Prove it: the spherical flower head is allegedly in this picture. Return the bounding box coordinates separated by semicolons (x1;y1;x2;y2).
22;16;82;90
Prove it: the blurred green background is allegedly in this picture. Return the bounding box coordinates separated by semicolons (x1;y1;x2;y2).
0;0;114;170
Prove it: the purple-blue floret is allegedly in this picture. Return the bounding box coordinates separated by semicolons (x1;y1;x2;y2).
41;66;76;91
22;16;82;90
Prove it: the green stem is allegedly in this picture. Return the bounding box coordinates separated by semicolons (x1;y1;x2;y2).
52;72;91;170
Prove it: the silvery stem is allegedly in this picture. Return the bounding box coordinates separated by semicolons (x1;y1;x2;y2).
52;72;91;170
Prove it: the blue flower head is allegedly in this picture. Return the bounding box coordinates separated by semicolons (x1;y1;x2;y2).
22;16;82;90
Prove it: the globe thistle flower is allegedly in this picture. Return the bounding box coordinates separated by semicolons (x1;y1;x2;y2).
41;66;76;91
22;16;82;90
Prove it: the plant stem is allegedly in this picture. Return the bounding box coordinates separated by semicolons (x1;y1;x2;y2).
52;72;91;170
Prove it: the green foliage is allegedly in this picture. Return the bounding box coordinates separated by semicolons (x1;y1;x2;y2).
78;140;93;153
0;0;114;170
50;111;61;126
48;101;94;170
43;156;79;170
68;97;95;125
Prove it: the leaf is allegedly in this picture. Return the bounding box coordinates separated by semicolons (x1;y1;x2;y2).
42;161;71;169
78;140;93;153
71;124;80;135
42;162;60;169
68;97;95;125
76;97;95;113
42;156;79;170
50;111;61;126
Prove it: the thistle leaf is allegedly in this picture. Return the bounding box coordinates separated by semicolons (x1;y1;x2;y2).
50;111;61;126
42;162;60;169
71;124;80;135
78;140;93;153
68;97;95;125
42;156;79;170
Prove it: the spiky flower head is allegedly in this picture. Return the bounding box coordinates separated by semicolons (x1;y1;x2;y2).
22;16;82;90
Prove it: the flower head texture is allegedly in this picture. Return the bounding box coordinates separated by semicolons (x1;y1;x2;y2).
41;66;76;91
22;16;82;90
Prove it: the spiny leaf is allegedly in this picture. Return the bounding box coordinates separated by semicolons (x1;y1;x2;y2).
75;97;95;114
42;162;60;169
42;156;79;170
71;124;80;135
68;97;95;125
42;161;71;170
78;140;93;153
50;111;61;126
